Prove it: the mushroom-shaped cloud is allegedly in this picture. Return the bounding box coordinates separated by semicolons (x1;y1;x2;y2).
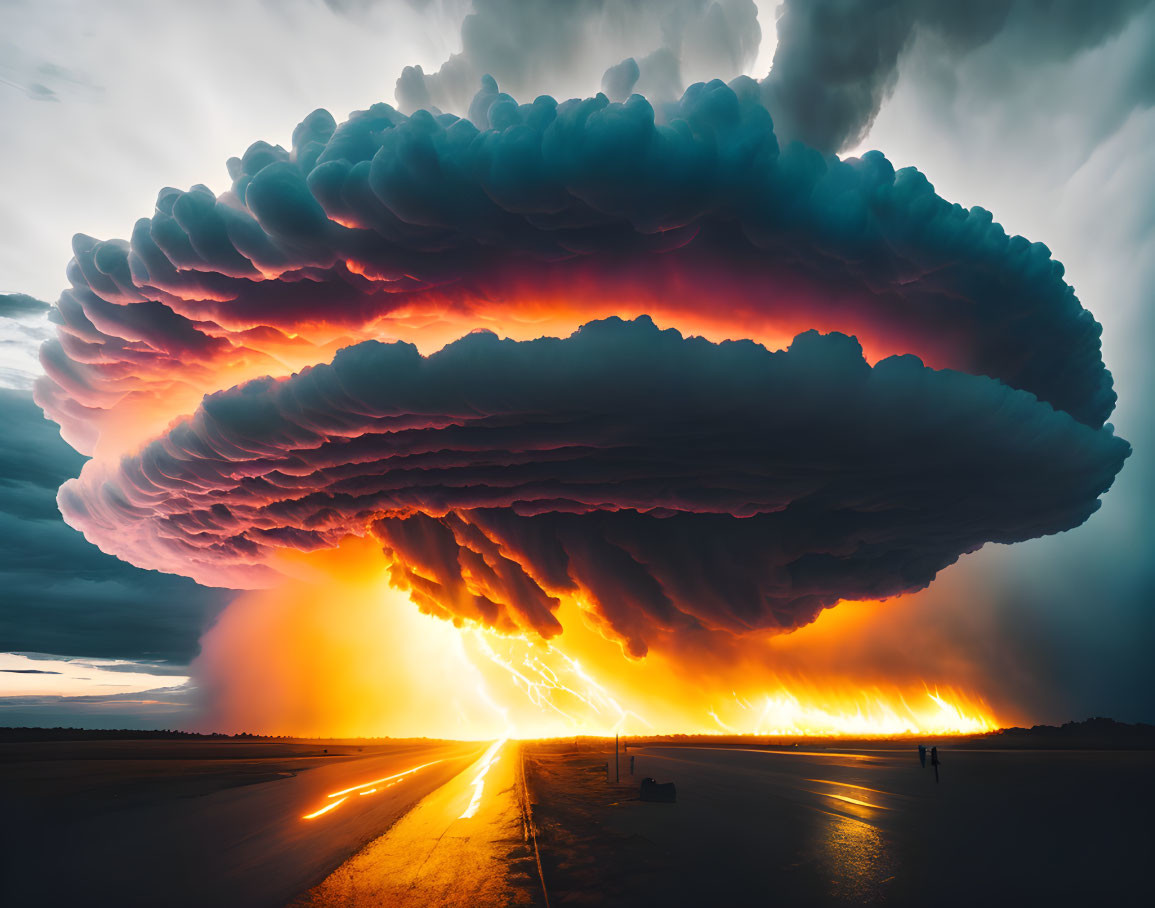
41;78;1129;656
59;316;1128;655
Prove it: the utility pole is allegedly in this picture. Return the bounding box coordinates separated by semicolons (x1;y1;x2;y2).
615;734;620;782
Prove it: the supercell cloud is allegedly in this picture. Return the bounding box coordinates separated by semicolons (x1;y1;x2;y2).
38;75;1129;655
60;317;1126;656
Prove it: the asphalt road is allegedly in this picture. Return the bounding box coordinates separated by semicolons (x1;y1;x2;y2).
296;739;546;907
1;740;485;907
8;740;1150;906
609;744;1155;905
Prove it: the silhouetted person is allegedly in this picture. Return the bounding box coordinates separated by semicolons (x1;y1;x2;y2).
918;744;927;768
930;746;940;783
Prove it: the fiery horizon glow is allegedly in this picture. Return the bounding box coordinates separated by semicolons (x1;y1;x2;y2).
193;538;1002;742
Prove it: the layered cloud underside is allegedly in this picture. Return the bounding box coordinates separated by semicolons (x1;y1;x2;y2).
59;318;1129;653
37;79;1116;462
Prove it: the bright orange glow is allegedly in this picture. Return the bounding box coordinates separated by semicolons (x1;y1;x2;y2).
804;780;893;796
301;758;445;821
803;790;891;811
54;252;972;459
325;760;445;799
302;797;347;820
193;538;1006;742
718;686;995;736
468;632;637;734
458;739;507;819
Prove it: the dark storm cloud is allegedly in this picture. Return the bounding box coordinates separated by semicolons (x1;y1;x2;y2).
0;292;51;318
34;69;1130;659
38;79;1117;458
0;388;232;663
393;0;761;113
762;0;1154;152
58;318;1128;655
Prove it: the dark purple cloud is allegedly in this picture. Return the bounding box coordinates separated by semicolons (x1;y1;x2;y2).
58;317;1128;653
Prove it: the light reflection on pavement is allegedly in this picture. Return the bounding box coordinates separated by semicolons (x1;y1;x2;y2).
294;740;544;908
301;759;444;820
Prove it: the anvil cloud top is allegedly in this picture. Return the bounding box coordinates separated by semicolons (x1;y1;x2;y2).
40;76;1129;655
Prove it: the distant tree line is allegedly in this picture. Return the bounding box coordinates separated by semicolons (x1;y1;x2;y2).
0;727;292;743
988;717;1155;747
0;727;443;744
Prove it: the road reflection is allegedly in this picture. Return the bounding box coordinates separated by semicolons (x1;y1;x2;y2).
816;809;895;902
302;759;444;820
302;797;349;820
459;739;506;819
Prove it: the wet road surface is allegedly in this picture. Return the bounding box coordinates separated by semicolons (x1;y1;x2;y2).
7;740;1150;906
1;740;484;907
601;744;1155;905
294;739;545;908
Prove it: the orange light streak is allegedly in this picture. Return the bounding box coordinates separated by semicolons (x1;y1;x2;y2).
802;790;891;811
804;780;894;797
458;739;506;820
469;630;640;732
302;797;348;820
300;759;444;821
325;759;444;799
